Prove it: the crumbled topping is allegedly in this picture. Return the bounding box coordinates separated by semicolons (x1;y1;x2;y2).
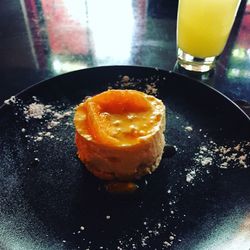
186;140;249;183
24;103;52;120
6;96;74;142
145;83;158;95
108;76;159;96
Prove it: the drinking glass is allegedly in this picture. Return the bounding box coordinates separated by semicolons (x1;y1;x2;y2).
177;0;241;72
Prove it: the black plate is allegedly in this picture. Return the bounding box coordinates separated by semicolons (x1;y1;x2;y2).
0;66;249;250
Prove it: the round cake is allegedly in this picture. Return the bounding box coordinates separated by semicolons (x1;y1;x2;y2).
74;89;166;181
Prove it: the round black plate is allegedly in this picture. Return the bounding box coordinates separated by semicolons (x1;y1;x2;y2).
0;66;249;250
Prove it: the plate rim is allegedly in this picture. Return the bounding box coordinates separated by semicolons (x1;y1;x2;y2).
0;65;249;122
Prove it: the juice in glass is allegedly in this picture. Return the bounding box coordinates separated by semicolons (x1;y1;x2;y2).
177;0;241;72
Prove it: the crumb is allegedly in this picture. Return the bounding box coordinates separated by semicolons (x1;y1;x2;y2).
163;241;172;247
220;162;228;168
24;103;45;119
21;98;73;143
186;170;196;183
169;236;175;241
47;120;60;129
193;141;249;171
184;126;193;132
145;83;158;95
200;157;213;166
4;96;17;105
34;136;43;142
121;75;130;83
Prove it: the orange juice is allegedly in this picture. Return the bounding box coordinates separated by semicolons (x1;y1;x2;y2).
177;0;241;58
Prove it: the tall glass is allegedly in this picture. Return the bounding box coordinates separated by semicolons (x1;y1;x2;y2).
177;0;241;72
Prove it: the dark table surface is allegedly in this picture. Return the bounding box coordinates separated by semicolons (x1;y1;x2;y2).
0;0;250;116
0;1;250;250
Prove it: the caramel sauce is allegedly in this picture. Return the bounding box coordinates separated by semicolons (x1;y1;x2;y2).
105;182;139;194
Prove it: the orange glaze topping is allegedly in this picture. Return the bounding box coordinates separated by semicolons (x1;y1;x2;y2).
74;89;164;147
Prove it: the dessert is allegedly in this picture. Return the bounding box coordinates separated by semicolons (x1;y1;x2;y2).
74;89;166;181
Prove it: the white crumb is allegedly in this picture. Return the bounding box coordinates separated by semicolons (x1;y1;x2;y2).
184;126;193;132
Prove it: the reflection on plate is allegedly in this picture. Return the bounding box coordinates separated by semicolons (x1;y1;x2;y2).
0;66;249;250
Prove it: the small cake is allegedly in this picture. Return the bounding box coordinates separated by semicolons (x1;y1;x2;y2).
74;89;166;181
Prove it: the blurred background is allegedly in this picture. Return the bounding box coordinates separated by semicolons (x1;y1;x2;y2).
0;0;250;109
